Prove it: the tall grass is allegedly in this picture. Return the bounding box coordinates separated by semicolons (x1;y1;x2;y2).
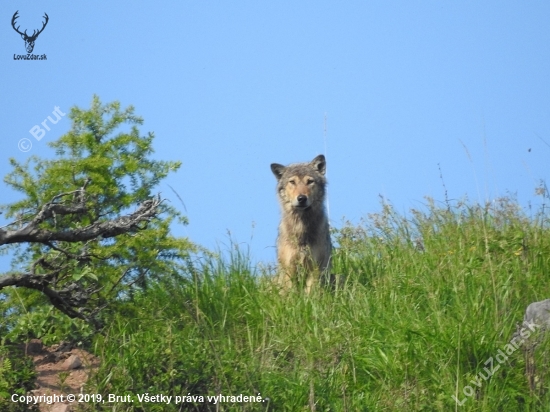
81;196;550;411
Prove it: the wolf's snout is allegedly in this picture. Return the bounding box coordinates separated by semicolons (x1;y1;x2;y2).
297;194;308;205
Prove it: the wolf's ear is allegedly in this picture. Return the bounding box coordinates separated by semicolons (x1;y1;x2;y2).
271;163;285;180
311;155;326;175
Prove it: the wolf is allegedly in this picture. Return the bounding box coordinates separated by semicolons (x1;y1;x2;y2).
270;154;332;293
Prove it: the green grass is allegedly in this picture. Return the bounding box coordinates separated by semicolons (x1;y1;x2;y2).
0;343;36;411
9;195;550;411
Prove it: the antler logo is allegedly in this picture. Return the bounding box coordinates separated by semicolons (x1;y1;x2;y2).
11;11;49;53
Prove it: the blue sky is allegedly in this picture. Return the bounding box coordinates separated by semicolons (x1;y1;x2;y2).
1;1;549;271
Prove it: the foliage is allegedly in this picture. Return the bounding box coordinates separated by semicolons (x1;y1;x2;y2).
0;343;36;411
0;95;195;334
4;303;93;346
80;196;550;411
2;97;550;411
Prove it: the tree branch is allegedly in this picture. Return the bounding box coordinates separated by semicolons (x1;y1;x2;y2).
0;186;163;327
0;197;161;245
0;271;103;325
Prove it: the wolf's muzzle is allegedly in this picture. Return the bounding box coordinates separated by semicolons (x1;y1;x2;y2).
297;195;309;207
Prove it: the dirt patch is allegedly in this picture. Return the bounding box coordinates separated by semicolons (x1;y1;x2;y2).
24;340;100;412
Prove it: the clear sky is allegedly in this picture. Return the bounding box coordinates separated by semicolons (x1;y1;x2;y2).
1;1;549;271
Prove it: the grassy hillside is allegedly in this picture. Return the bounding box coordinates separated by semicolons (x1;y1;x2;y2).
2;196;550;411
76;196;550;411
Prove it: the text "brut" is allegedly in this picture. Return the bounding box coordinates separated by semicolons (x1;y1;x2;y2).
29;106;66;141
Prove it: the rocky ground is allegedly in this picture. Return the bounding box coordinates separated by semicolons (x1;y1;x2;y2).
23;340;100;412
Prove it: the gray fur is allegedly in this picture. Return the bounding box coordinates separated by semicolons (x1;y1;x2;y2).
270;154;332;292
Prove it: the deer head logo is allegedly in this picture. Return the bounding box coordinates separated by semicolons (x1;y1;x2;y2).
11;11;49;53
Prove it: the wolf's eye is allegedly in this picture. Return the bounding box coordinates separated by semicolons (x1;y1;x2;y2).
289;180;296;185
307;179;314;185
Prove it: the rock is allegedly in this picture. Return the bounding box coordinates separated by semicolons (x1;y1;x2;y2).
512;299;550;343
62;354;82;370
524;299;550;328
26;339;43;355
515;299;550;394
52;341;73;353
42;352;58;364
50;403;71;412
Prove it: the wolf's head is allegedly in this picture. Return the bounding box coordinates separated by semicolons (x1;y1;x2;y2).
271;154;327;211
